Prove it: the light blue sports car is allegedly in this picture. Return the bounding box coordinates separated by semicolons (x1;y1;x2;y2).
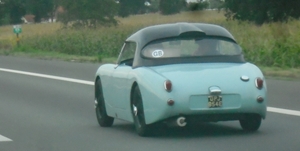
94;22;267;136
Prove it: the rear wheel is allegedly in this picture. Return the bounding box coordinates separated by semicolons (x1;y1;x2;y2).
95;79;114;127
131;85;151;136
239;114;261;131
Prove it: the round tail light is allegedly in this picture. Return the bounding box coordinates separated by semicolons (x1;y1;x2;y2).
255;78;263;89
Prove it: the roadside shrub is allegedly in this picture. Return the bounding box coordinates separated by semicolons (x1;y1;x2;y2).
1;11;300;68
18;27;133;57
223;21;300;68
186;2;209;11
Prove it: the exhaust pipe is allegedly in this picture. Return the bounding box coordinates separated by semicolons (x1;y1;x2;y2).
176;117;187;127
165;116;187;127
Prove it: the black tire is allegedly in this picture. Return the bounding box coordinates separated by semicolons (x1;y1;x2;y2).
239;114;261;131
131;86;152;136
95;80;114;127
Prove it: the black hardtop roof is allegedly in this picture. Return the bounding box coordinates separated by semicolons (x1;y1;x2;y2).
126;22;236;47
123;22;244;68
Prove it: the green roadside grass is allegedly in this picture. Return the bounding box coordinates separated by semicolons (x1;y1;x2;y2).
1;48;299;80
0;49;116;63
260;66;300;80
1;10;300;80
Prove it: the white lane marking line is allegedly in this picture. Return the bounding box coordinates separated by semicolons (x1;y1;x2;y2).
0;134;12;142
0;68;93;86
267;107;300;117
1;67;300;117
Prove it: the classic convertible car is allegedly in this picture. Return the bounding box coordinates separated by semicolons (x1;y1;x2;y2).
94;22;267;136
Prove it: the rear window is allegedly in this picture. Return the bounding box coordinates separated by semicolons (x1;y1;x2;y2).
142;37;242;59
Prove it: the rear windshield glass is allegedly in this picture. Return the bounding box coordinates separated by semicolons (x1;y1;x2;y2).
142;37;242;59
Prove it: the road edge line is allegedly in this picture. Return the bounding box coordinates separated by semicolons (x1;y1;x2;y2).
0;134;12;142
0;68;93;86
267;107;300;117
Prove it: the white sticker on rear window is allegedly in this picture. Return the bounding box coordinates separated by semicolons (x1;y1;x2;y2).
152;49;164;58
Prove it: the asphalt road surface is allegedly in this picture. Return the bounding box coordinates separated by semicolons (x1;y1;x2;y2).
0;56;300;151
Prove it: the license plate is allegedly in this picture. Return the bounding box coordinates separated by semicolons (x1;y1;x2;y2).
208;95;222;108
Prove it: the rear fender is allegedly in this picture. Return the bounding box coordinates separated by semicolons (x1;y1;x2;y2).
128;68;172;124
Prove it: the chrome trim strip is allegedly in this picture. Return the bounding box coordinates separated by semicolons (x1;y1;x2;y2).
209;86;222;95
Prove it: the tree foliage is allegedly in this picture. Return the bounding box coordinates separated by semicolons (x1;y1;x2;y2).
0;0;26;24
26;0;54;23
0;1;7;25
118;0;146;17
59;0;118;28
224;0;300;25
208;0;224;9
148;0;160;13
48;0;60;22
186;1;209;11
0;0;58;24
0;0;119;27
159;0;186;15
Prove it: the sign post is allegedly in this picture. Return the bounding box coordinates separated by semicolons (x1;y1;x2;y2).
13;25;22;46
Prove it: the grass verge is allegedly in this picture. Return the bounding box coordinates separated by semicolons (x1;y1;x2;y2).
1;48;299;80
261;66;300;80
1;10;300;79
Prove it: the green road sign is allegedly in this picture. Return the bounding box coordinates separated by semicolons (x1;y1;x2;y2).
13;25;22;34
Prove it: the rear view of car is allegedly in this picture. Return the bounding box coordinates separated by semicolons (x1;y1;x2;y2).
140;36;266;130
94;22;267;136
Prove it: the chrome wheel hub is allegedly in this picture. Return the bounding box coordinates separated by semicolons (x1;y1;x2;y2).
133;105;138;116
94;99;98;109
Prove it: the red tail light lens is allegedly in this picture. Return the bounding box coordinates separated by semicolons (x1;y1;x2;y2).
164;80;172;92
255;78;263;89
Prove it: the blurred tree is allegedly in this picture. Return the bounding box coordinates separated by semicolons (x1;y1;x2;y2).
224;0;300;25
48;0;60;22
148;0;160;13
118;0;146;17
0;0;6;25
0;0;60;24
0;0;26;24
59;0;118;28
186;0;209;11
26;0;54;23
208;0;224;9
159;0;186;15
